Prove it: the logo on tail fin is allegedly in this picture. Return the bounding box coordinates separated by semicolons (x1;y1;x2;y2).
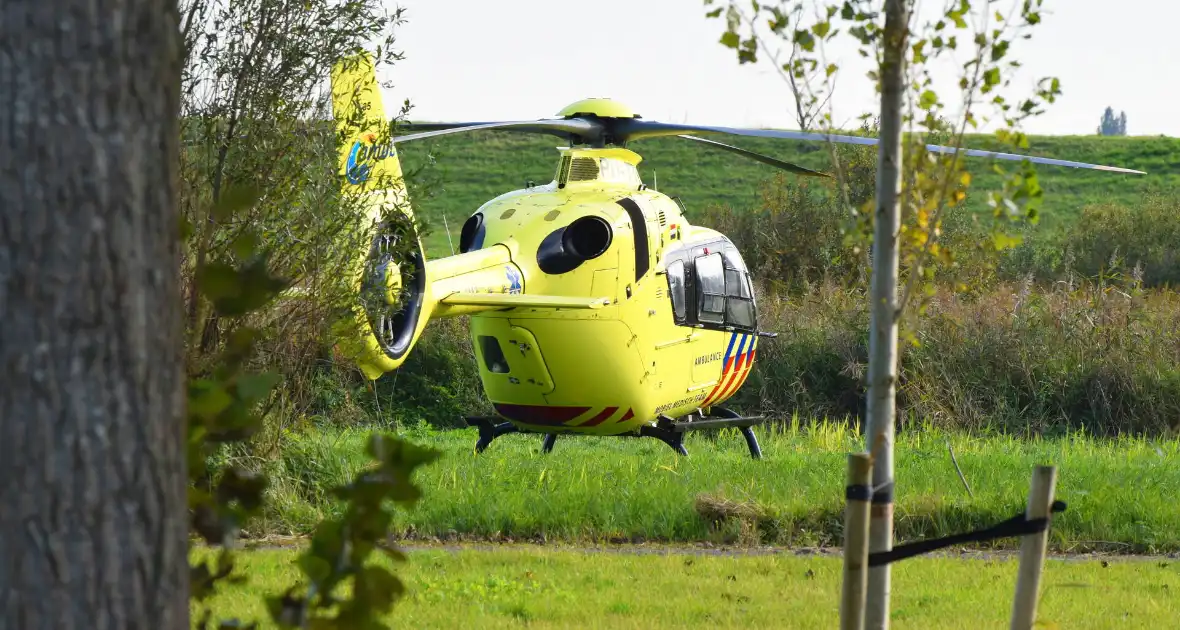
345;133;397;185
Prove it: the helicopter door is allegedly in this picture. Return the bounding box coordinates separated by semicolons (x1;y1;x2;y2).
654;256;713;388
471;317;555;405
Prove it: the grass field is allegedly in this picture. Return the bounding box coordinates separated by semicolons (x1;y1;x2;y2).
250;422;1180;554
396;131;1180;257
196;545;1179;629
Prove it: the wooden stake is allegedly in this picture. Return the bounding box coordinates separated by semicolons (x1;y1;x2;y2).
1010;465;1057;630
841;452;874;630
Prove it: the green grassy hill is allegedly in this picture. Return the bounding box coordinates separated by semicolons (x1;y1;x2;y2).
397;132;1180;257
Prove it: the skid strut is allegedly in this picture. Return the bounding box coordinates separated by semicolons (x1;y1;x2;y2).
466;416;558;454
466;416;520;453
639;407;765;459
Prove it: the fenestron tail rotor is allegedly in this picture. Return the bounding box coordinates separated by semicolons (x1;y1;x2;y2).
390;98;1146;176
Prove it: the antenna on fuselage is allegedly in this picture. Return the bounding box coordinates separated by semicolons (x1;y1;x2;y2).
442;214;456;255
653;171;658;192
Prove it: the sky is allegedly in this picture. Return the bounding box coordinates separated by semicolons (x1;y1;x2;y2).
382;0;1178;137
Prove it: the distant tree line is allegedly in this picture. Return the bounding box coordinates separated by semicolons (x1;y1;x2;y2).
1098;106;1127;136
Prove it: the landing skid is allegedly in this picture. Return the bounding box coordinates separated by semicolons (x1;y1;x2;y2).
639;407;765;460
465;407;766;459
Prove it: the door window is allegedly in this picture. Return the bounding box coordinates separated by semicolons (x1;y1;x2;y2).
695;252;726;324
666;259;687;323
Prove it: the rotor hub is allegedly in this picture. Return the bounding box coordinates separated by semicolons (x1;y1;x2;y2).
556;98;639;120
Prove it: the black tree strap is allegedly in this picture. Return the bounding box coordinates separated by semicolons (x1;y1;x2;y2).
867;501;1067;567
846;484;872;502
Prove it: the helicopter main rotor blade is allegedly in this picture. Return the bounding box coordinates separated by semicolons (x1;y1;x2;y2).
676;135;830;177
391;119;603;144
616;120;1146;174
397;121;504;132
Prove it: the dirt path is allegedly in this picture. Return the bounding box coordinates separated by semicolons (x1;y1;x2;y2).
239;537;1177;563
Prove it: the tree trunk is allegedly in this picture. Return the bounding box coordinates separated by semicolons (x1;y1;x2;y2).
864;0;910;628
0;0;187;628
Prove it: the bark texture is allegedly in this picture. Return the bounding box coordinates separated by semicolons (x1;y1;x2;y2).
0;0;186;628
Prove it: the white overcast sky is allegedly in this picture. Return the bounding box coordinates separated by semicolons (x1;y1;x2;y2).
382;1;1178;136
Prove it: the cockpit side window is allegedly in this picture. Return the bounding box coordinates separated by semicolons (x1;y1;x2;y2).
666;260;687;323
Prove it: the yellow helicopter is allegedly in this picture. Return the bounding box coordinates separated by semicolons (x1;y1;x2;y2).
328;54;1144;458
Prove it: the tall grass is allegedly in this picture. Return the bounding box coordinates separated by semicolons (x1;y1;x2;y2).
242;422;1180;554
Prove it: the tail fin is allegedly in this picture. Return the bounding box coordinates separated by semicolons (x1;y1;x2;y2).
330;53;429;379
330;53;410;203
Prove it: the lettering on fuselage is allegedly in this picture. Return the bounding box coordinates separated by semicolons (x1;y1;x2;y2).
653;392;709;415
694;352;723;366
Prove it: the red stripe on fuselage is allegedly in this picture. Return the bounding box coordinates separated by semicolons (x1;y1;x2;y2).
493;403;591;427
699;360;732;407
714;341;758;404
703;334;748;407
579;406;619;427
711;350;750;404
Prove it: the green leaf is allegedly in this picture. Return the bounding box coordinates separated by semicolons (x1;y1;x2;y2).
217;467;268;511
983;67;1001;88
298;554;333;584
204;258;291;317
992;231;1023;250
231;231;261;260
357;565;404;610
705;7;723;18
919;90;938;110
189;381;234;419
991;40;1010;61
720;31;740;49
793;29;815;52
197;263;245;302
212;185;260;222
236;372;280;404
